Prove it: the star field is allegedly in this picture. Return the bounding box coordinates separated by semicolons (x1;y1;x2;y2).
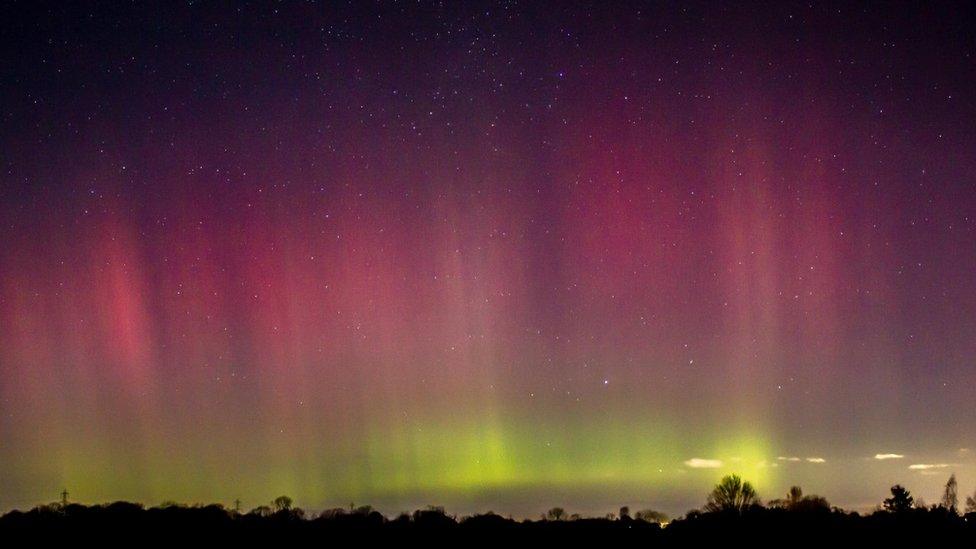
0;1;975;517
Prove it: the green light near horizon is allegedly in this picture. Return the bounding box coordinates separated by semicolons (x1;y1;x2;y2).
30;404;781;512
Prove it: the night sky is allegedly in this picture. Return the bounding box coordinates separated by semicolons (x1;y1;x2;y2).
1;2;975;517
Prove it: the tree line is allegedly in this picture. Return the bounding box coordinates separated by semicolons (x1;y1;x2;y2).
2;474;975;543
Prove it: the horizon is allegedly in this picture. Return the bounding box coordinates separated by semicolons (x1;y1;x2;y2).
1;1;975;519
2;470;966;520
1;455;972;518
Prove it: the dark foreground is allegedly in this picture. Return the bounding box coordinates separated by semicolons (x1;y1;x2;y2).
2;504;974;546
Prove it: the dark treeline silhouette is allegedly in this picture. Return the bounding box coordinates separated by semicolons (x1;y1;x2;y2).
3;475;976;544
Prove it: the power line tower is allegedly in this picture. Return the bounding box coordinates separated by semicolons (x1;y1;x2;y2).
60;489;69;507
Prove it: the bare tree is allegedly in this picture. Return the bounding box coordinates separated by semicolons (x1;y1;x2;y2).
546;507;566;521
940;474;958;513
704;474;759;513
787;486;803;507
635;509;669;523
272;495;293;513
771;486;804;509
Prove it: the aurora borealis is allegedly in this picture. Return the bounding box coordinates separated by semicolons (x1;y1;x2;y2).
1;1;975;517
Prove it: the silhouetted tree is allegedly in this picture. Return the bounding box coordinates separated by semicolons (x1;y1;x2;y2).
771;486;803;508
619;506;630;520
34;503;61;514
967;489;976;514
413;505;453;527
940;474;958;513
704;474;759;513
5;494;976;541
546;507;566;521
635;509;669;524
795;495;830;513
883;485;914;513
319;507;346;519
460;512;511;529
158;501;183;509
787;485;803;507
769;486;830;512
272;495;293;513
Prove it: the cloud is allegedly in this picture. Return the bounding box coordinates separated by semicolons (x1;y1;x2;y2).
874;453;904;460
684;458;723;469
779;455;826;463
908;463;951;470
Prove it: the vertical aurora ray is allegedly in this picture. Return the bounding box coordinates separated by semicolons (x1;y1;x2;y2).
1;2;975;517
